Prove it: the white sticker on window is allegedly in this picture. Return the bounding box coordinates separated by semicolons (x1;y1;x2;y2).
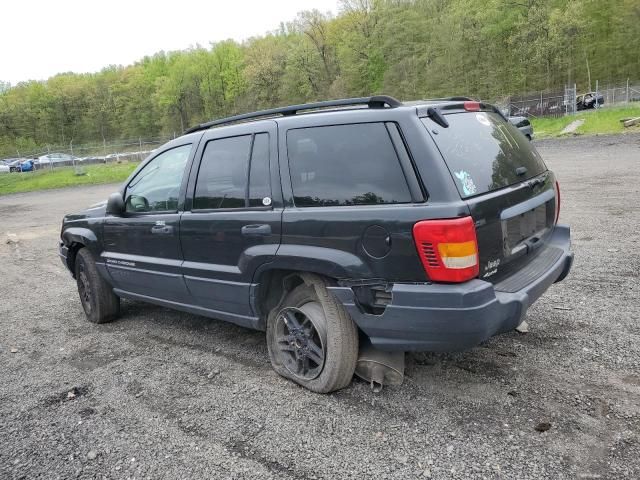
454;170;478;196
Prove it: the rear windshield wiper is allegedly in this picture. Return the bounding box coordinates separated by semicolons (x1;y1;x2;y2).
427;107;449;128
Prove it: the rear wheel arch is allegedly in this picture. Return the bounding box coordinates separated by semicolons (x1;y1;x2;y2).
254;269;342;328
251;247;376;322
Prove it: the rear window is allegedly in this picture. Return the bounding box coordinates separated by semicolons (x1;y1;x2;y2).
421;112;546;198
287;123;412;207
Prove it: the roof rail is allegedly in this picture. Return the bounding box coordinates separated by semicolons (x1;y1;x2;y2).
183;95;402;134
418;96;475;102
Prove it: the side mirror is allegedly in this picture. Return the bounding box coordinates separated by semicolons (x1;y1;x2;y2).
106;192;125;216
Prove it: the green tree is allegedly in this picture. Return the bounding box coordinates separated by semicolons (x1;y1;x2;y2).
1;0;639;158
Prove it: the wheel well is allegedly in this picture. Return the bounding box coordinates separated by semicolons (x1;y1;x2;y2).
66;242;85;276
255;270;337;323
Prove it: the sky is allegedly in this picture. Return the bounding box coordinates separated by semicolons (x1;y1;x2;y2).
0;0;339;85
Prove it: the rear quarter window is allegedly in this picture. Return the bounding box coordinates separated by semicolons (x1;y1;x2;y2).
422;112;546;198
287;123;412;207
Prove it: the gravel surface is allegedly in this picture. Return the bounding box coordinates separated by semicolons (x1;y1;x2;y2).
1;133;639;479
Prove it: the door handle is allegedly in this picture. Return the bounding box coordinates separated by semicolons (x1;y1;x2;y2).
241;224;271;237
151;225;174;235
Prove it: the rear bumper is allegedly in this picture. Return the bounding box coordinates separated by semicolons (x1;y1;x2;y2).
329;225;573;352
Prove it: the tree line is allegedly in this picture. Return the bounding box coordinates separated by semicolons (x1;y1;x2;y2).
1;0;638;157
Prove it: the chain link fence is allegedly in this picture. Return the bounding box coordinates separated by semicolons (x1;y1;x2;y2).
503;80;640;118
597;81;640;106
1;136;174;172
3;80;640;171
506;89;570;117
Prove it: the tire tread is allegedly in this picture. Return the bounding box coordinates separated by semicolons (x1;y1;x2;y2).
75;248;119;324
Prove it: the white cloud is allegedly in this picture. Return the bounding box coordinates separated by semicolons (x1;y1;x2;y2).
0;0;338;85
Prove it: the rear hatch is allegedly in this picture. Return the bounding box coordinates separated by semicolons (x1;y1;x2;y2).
420;105;559;282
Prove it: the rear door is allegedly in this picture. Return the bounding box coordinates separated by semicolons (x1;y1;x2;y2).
421;109;557;281
179;121;281;326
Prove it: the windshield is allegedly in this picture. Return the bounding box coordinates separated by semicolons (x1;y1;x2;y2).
421;111;547;198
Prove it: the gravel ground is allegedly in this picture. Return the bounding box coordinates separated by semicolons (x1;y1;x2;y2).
1;133;639;479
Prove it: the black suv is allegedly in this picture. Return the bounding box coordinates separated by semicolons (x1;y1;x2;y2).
59;96;573;393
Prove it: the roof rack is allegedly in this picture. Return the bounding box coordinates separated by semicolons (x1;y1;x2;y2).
413;96;475;103
183;95;402;134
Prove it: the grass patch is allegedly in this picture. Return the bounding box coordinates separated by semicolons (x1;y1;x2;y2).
0;162;138;195
531;104;640;138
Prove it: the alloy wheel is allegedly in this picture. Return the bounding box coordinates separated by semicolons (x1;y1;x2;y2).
275;304;326;380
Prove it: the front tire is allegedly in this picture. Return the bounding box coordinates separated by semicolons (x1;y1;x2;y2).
266;276;358;393
75;248;120;324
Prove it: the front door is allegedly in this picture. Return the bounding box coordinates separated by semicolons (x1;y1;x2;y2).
179;122;281;327
103;143;193;303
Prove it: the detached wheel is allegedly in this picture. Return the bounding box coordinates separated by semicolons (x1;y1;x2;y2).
267;276;358;393
75;248;120;323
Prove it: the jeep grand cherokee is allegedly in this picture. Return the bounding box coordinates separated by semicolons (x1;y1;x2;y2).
59;96;573;393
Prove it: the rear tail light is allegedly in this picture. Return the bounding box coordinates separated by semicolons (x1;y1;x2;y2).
413;217;479;283
463;101;481;112
554;180;561;224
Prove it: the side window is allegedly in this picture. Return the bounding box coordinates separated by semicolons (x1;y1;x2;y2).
248;133;271;207
287;123;412;207
125;144;191;213
193;133;271;210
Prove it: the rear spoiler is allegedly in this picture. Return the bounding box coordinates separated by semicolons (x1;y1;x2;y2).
417;101;508;123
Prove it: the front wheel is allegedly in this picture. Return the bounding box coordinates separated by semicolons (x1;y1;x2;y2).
75;248;120;324
266;276;358;393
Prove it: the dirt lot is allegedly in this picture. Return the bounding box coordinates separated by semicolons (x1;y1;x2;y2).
1;134;639;479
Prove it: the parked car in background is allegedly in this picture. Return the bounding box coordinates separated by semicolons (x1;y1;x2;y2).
18;159;34;172
37;153;81;165
0;162;10;174
77;155;106;163
577;92;604;110
508;116;534;140
3;158;34;172
4;158;21;172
